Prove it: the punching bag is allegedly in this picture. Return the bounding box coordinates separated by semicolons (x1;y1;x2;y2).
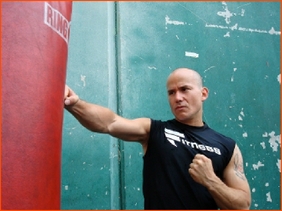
2;2;72;209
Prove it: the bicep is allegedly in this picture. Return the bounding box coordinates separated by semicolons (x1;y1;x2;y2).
108;116;151;144
223;145;251;195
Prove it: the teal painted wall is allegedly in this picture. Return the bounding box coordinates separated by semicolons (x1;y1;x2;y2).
62;2;280;209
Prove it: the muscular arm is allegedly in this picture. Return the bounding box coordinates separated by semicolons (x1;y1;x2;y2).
189;145;251;209
64;85;151;151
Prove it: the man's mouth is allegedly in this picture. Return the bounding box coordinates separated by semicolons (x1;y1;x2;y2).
175;105;186;110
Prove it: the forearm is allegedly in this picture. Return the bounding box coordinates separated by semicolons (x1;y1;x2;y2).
207;176;251;210
65;99;116;134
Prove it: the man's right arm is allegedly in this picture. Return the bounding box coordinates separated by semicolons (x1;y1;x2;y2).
64;85;151;150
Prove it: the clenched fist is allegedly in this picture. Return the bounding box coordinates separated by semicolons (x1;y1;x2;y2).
64;85;80;106
188;154;217;187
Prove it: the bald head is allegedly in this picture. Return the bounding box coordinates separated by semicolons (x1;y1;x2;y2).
167;68;203;88
166;67;208;126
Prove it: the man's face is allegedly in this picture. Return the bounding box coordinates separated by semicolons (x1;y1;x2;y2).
166;69;208;126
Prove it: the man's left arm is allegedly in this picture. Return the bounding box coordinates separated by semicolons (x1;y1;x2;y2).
189;145;251;210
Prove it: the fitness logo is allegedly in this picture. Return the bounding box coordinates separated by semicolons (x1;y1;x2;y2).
44;2;71;45
164;128;221;155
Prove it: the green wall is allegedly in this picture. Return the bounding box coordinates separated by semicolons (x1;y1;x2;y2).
62;2;280;209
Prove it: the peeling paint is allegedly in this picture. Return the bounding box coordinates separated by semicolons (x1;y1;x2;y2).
165;15;186;26
81;75;86;87
269;27;281;35
268;131;280;152
224;31;230;37
242;132;248;138
212;2;281;37
261;131;281;152
217;2;233;24
260;142;266;149
148;66;157;70
266;192;272;202
231;75;234;82
205;23;281;36
238;108;244;120
262;132;268;138
276;159;281;172
185;51;199;58
252;161;264;170
204;66;215;73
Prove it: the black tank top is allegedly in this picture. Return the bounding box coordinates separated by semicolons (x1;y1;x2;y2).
143;119;236;209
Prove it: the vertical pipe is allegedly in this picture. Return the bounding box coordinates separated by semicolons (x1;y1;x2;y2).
107;1;123;209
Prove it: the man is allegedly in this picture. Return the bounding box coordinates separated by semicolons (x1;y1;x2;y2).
64;67;251;209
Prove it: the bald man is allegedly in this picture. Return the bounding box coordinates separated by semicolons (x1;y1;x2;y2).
64;68;251;210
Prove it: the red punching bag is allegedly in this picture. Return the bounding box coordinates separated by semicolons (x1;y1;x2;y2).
2;2;72;209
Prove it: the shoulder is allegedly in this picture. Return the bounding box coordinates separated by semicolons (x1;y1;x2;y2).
150;119;177;131
203;124;237;163
205;124;236;146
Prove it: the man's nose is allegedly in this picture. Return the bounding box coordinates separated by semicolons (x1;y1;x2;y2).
175;91;183;102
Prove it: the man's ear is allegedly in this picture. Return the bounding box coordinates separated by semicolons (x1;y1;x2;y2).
201;87;209;101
